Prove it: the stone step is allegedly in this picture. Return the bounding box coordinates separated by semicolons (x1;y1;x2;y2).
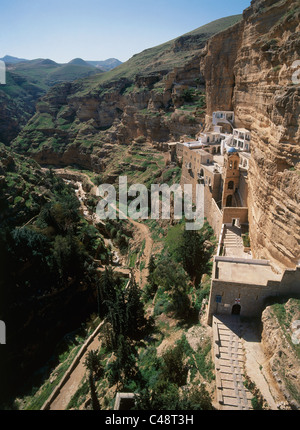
222;388;253;401
219;352;244;361
222;396;251;409
213;316;253;410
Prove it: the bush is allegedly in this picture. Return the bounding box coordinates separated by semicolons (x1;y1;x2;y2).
161;341;188;386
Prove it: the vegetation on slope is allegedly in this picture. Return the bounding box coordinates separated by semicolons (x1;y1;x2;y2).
0;60;103;144
61;220;216;411
0;144;110;405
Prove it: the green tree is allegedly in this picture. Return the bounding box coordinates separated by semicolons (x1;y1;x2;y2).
106;335;138;388
177;222;215;286
135;380;180;410
145;255;158;299
179;384;213;410
125;276;147;340
99;267;117;317
152;256;191;318
84;350;102;410
161;341;188;386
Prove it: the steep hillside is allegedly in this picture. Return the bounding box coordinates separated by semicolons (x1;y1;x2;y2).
200;0;300;269
0;143;109;403
12;15;242;168
0;59;103;144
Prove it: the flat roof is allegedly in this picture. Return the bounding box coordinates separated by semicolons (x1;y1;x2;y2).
233;128;250;133
192;148;213;156
213;155;225;166
201;162;222;174
182;141;202;148
215;259;282;285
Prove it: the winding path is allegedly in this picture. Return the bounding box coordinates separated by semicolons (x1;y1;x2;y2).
42;168;153;410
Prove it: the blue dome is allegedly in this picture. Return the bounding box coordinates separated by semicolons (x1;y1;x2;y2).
227;147;238;153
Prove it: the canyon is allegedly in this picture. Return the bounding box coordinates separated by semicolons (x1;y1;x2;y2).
0;0;299;410
11;0;300;270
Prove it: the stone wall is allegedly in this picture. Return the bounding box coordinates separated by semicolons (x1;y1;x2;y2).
222;207;248;225
207;262;300;325
208;198;223;239
238;171;248;207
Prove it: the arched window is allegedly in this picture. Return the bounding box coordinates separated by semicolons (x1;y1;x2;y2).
228;181;234;190
234;161;237;169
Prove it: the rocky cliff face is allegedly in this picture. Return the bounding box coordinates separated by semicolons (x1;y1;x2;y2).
201;0;300;269
13;62;206;172
261;299;300;409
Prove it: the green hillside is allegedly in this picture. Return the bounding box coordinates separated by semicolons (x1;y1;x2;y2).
0;60;103;144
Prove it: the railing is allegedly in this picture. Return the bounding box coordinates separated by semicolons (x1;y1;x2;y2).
216;224;226;256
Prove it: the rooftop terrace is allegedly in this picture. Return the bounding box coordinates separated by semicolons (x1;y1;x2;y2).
214;257;282;285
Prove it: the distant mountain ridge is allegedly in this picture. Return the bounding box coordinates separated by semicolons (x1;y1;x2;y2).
0;55;29;64
0;55;123;71
86;58;122;71
1;15;241;145
0;55;123;144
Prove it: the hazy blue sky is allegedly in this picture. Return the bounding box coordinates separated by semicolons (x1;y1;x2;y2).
0;0;251;63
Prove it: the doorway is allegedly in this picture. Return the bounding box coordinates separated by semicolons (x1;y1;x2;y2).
232;218;240;227
232;304;241;315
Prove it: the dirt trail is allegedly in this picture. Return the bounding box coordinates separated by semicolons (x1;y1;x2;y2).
44;168;153;410
55;168;153;286
129;218;153;288
49;335;101;411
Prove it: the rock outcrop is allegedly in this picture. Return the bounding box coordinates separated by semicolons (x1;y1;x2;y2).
261;299;300;409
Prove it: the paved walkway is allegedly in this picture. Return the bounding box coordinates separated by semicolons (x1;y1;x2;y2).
213;315;253;410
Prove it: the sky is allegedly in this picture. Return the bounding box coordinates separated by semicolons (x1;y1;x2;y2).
0;0;251;63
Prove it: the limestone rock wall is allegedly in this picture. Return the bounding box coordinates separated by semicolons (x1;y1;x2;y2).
201;0;300;269
261;301;300;409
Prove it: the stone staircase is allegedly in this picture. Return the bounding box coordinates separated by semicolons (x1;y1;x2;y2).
223;226;243;253
213;315;253;410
